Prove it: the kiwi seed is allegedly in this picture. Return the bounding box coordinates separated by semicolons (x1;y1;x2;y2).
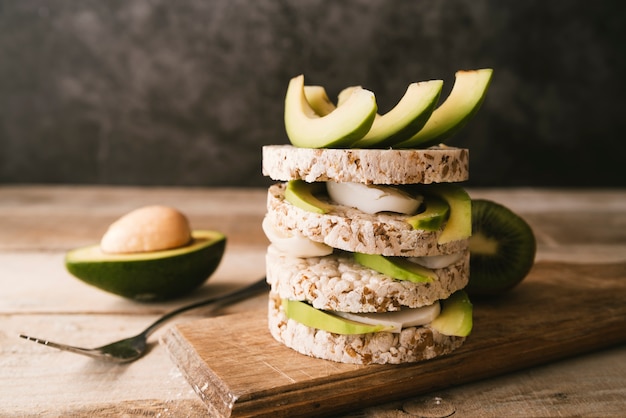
467;199;536;296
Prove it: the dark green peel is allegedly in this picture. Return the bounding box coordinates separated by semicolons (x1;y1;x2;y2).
467;199;536;296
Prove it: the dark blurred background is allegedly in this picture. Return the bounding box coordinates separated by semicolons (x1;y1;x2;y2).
1;0;625;188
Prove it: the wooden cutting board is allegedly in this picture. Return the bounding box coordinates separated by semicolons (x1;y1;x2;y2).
161;261;626;418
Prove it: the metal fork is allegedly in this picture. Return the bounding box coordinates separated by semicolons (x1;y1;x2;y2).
19;277;268;363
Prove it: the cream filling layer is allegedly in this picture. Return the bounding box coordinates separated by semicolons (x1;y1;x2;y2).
332;302;441;333
407;252;465;269
262;216;333;257
326;181;422;215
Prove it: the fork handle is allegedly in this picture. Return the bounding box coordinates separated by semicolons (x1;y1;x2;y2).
142;277;269;338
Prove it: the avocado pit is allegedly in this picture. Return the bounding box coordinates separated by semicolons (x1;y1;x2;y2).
100;205;192;254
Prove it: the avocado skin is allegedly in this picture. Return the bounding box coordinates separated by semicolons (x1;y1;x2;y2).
65;232;226;301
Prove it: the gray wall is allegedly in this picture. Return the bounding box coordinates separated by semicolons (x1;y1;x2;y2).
1;1;625;188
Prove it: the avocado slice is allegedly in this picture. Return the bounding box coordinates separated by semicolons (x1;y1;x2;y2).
303;85;336;116
284;74;377;148
282;299;395;335
65;230;226;301
304;81;444;149
351;80;443;148
304;85;362;115
353;252;437;283
396;69;493;148
430;290;473;337
284;180;334;214
406;193;450;231
423;184;472;244
336;85;361;107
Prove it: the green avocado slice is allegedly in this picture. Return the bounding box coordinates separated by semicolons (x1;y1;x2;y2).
406;193;450;231
65;230;226;301
284;180;334;214
420;184;472;244
430;290;473;337
353;252;437;283
284;75;377;148
284;294;472;337
303;85;336;116
396;68;493;148
351;80;443;148
282;299;395;335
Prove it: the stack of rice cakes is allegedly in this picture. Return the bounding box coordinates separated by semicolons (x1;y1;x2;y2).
261;145;471;365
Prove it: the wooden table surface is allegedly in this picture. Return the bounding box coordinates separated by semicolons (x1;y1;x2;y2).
1;185;625;417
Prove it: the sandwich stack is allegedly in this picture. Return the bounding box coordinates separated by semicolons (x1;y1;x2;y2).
261;70;492;365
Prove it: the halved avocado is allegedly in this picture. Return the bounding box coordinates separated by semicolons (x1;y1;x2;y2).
284;74;377;148
396;69;493;148
65;230;226;301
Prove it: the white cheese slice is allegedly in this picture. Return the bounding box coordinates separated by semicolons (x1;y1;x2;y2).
262;216;333;257
326;181;422;215
332;302;441;333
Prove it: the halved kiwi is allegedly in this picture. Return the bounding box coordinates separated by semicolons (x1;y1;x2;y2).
467;199;536;296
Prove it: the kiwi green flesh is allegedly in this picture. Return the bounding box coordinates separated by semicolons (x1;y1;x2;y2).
468;199;536;296
65;230;226;301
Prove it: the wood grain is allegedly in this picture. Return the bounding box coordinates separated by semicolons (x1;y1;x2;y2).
2;186;625;417
162;261;626;417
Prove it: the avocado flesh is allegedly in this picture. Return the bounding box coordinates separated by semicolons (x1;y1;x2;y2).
353;252;436;283
421;184;472;244
430;291;473;337
284;75;377;148
303;85;336;116
282;299;395;335
283;296;470;336
65;230;226;301
406;193;450;231
351;80;443;148
284;180;334;214
396;69;493;148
